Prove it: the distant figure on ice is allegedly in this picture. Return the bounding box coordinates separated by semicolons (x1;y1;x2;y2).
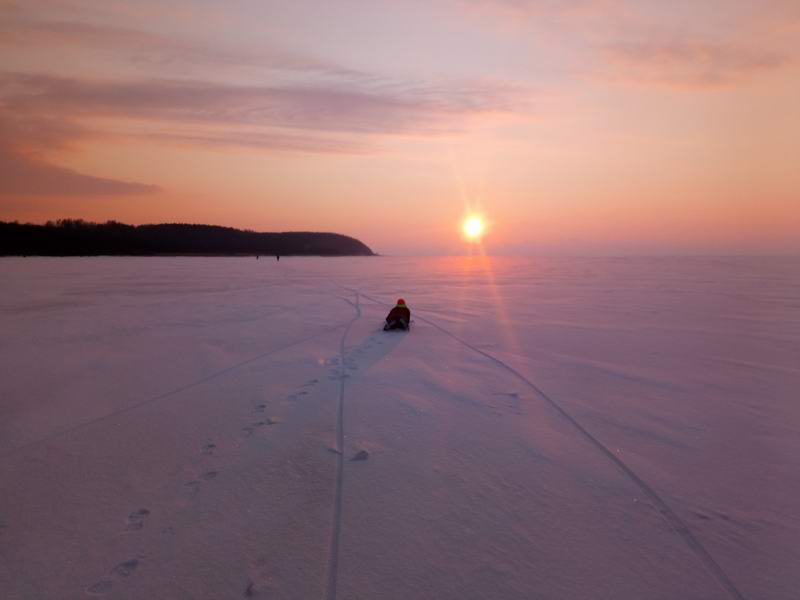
384;298;410;331
276;254;280;261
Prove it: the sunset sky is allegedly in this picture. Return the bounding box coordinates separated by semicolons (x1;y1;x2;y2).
1;0;798;254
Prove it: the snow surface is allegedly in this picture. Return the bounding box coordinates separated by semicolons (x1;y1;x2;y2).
0;256;798;600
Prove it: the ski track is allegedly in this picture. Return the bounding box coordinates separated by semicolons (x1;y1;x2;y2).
325;292;361;600
6;320;351;456
348;287;746;600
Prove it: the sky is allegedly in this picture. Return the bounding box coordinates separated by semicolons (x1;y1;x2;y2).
1;0;798;255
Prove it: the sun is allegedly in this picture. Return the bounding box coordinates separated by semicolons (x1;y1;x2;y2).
462;215;485;241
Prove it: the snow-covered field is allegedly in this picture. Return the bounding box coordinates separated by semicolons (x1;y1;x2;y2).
0;256;797;600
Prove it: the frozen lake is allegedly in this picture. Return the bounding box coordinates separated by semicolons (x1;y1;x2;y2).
1;256;798;599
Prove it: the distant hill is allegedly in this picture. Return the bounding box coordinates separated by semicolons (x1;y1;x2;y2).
0;220;375;257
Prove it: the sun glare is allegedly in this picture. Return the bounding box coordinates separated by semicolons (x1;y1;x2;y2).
463;216;485;241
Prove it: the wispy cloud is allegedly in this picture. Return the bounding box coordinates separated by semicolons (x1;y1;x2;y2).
0;3;536;155
458;0;797;89
0;112;159;196
141;130;371;155
0;17;367;80
459;0;621;15
456;0;628;27
0;148;159;196
600;40;790;88
1;72;534;142
0;6;537;201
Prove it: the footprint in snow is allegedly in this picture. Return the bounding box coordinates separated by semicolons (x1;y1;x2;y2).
243;420;268;436
86;559;140;596
112;559;139;577
86;579;113;595
201;442;216;456
691;510;717;521
492;392;522;413
184;471;217;490
183;480;201;493
125;509;150;531
350;450;369;461
254;403;267;413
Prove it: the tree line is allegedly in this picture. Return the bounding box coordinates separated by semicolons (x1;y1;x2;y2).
0;219;375;256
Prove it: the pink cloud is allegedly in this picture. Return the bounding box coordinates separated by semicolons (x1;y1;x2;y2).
0;113;159;196
141;130;371;155
0;17;366;79
0;8;539;201
459;0;798;89
455;0;629;28
1;72;534;140
459;0;622;16
0;148;159;196
0;10;536;157
600;40;791;88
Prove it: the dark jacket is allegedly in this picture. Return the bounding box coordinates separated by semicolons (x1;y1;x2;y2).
386;305;410;323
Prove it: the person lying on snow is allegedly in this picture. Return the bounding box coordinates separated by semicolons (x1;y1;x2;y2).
384;298;410;331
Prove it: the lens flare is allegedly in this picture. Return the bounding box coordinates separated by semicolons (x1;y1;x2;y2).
463;216;485;241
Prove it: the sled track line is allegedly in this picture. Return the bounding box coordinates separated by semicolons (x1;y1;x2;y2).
325;293;361;600
352;288;745;600
7;321;350;456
